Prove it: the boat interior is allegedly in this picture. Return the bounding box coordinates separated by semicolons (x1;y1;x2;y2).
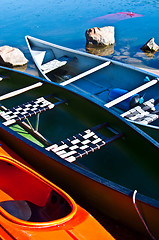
0;68;159;204
28;39;159;128
0;157;72;222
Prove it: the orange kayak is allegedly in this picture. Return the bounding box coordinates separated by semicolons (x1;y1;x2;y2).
0;141;115;240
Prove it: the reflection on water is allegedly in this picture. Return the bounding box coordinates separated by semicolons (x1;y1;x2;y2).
12;65;27;72
0;0;159;72
86;44;114;56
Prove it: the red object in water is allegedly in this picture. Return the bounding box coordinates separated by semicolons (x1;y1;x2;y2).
92;12;143;22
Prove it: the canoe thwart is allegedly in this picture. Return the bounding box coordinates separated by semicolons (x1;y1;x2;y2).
0;96;66;126
60;61;111;86
46;123;123;162
121;98;159;125
0;82;43;101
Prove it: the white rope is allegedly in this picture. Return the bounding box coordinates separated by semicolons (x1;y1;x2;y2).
60;61;111;86
133;190;156;240
105;79;158;108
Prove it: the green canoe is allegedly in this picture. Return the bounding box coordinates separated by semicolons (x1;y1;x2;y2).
0;66;158;239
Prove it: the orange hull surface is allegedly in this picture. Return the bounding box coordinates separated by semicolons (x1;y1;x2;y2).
0;141;114;240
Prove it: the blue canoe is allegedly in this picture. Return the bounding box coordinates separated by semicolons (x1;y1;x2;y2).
25;35;159;142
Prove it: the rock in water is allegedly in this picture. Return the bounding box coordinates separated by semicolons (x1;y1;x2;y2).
0;46;28;67
141;38;159;52
85;26;115;46
85;44;114;56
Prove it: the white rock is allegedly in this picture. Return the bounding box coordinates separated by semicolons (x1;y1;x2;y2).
0;46;28;67
141;38;159;52
85;26;115;46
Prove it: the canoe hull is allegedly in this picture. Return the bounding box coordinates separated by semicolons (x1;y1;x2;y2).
0;66;158;239
0;122;159;239
25;35;159;142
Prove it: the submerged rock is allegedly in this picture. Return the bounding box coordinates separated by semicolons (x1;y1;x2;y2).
140;38;159;53
85;44;114;56
0;46;28;67
85;26;115;46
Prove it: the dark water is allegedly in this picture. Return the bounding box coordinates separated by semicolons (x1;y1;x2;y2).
0;0;159;74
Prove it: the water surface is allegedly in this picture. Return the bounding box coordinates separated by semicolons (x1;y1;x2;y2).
0;0;159;73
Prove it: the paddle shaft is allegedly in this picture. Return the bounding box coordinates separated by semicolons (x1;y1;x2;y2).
105;79;158;108
60;61;111;86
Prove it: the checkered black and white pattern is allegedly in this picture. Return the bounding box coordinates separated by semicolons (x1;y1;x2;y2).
0;97;54;126
46;123;124;163
46;128;108;162
121;99;159;125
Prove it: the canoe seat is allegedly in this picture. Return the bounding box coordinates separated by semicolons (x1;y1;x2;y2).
41;56;69;74
46;123;123;162
0;96;66;126
121;98;159;125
